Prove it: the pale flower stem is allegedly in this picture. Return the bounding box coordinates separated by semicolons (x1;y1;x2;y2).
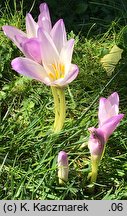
58;166;68;184
57;87;66;132
90;155;100;184
51;87;66;133
51;86;59;130
100;144;106;160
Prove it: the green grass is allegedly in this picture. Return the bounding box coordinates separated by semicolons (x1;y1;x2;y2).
0;1;127;200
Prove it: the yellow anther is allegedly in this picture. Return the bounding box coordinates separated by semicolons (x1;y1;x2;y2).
49;72;55;79
52;64;57;71
51;64;58;78
60;64;65;77
49;63;65;80
60;64;65;73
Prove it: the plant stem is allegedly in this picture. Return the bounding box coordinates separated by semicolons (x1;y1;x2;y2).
57;87;66;131
58;165;68;185
90;155;101;184
51;86;66;133
51;86;60;130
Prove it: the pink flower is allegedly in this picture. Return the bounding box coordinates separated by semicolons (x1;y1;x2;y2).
2;3;51;63
88;92;124;156
2;4;78;87
11;21;78;86
58;151;68;184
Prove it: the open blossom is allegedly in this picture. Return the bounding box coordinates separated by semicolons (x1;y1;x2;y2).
2;3;78;87
2;3;52;63
58;151;68;184
11;20;79;86
2;3;79;132
88;92;124;157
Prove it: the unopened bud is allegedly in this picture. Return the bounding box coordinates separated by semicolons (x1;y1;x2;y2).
58;151;68;184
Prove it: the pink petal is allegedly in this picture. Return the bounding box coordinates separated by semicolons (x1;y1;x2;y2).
60;39;74;66
38;28;59;64
58;150;68;183
38;3;52;33
2;25;27;50
21;38;42;63
98;97;107;126
63;64;79;85
98;97;106;113
100;114;124;142
98;99;113;127
14;35;28;54
108;92;119;107
88;127;105;156
98;93;119;127
108;104;119;119
39;3;51;21
58;151;68;166
51;19;67;53
38;15;52;33
26;13;38;37
51;64;79;86
11;57;51;85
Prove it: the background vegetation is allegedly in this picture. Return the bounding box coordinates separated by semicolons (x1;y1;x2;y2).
1;0;127;35
0;0;127;199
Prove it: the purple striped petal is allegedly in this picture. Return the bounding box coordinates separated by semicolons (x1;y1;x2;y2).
11;57;50;85
2;25;27;50
26;13;38;37
21;38;42;63
51;19;67;53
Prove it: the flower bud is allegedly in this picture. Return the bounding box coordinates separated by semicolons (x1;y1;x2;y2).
58;151;68;184
88;127;105;157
